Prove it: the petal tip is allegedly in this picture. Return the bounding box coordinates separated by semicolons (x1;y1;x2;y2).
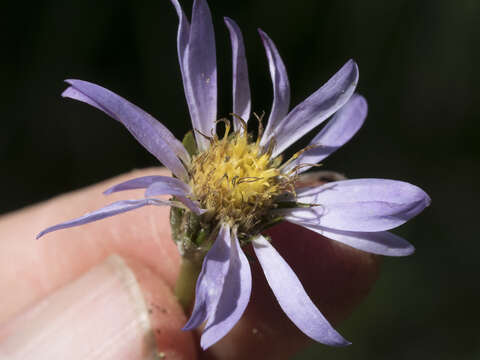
199;340;210;351
36;226;56;239
343;59;359;84
199;333;220;350
64;79;79;86
224;16;239;34
257;28;267;38
323;332;351;347
423;191;432;207
341;340;353;347
403;244;416;256
181;323;196;332
61;87;73;98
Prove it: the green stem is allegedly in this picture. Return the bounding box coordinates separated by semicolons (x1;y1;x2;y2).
174;257;202;313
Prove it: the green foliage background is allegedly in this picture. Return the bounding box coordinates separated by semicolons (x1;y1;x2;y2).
2;0;479;358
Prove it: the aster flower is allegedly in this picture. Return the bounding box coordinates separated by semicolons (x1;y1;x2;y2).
37;0;430;350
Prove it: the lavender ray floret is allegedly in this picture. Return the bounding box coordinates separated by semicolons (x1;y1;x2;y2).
268;60;359;158
224;17;251;131
200;230;252;349
280;178;431;232
63;80;190;180
145;181;205;216
36;198;170;239
103;175;180;195
294;224;415;257
176;0;217;151
183;224;232;331
258;29;291;146
252;235;350;346
283;93;367;174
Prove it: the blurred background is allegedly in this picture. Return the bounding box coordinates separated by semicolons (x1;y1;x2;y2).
1;0;479;358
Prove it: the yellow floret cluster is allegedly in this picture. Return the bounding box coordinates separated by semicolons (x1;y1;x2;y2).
190;130;292;232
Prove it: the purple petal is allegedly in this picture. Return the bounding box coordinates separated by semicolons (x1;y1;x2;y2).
268;60;359;158
36;198;169;239
142;176;191;195
224;17;251;131
103;175;174;194
296;224;415;256
252;235;349;346
63;82;190;166
258;30;291;147
282;179;431;232
200;231;252;349
283;94;367;174
182;0;217;151
145;180;205;216
62;80;189;180
170;0;190;78
183;224;231;331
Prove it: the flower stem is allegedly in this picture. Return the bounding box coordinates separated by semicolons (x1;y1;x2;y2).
174;257;202;312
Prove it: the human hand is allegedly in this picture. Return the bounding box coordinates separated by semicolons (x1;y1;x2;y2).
0;168;379;360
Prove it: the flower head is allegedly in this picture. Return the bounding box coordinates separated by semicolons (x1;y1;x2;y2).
37;0;430;350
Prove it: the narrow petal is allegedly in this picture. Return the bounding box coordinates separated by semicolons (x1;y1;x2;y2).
63;82;190;166
280;179;431;232
103;175;174;194
252;235;349;346
170;0;190;78
143;176;191;195
283;94;367;174
269;60;359;158
183;224;231;331
258;30;291;146
201;231;252;349
182;0;217;151
63;80;190;180
145;180;205;216
224;17;251;131
295;224;415;256
36;199;169;239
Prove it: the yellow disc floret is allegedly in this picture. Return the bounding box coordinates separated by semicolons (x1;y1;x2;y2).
189;126;292;233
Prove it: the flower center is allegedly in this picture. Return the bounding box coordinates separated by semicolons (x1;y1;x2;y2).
189;129;292;233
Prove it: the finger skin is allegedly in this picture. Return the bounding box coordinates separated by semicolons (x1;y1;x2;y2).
0;168;177;323
125;258;198;359
0;256;198;360
0;168;379;359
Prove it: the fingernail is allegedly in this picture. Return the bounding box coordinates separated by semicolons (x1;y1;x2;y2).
0;255;158;360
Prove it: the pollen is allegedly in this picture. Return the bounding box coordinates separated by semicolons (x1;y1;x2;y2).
189;124;293;232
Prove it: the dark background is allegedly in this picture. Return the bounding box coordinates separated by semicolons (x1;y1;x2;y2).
2;0;479;358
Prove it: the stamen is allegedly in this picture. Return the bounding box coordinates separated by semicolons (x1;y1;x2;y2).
237;177;262;184
194;128;215;143
215;118;231;140
230;113;248;133
253;111;265;144
279;144;323;170
263;138;276;158
286;163;324;176
231;175;239;185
